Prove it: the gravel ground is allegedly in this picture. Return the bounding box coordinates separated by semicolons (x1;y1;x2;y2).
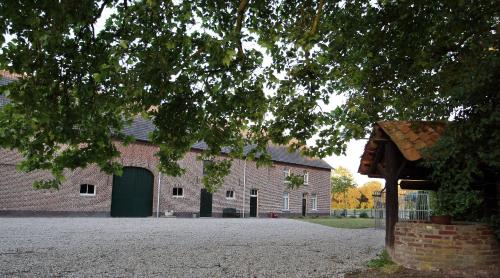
0;218;384;277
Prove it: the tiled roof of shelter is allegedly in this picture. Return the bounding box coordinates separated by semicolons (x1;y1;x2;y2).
358;121;446;175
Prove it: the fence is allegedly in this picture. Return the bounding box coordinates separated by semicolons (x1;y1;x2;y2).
330;208;376;218
372;190;432;230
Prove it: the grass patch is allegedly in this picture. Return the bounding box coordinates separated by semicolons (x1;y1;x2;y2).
297;217;375;229
367;250;400;273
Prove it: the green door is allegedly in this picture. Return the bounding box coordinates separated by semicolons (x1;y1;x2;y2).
111;167;154;217
199;188;213;217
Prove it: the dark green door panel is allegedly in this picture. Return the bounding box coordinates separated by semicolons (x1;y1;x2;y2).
199;188;213;217
111;167;154;217
250;196;257;217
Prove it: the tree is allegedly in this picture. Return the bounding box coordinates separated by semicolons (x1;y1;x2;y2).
330;167;356;210
358;181;383;209
0;1;498;201
331;180;382;209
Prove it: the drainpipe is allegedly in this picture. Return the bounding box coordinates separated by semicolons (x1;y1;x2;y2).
242;158;247;218
156;172;162;218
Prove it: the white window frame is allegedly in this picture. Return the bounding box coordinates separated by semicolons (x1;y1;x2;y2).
283;168;291;183
282;192;289;211
80;184;96;196
250;189;258;197
311;193;318;211
303;171;309;185
172;187;184;198
226;190;235;199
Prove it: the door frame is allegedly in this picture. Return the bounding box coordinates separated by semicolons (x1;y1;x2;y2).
199;188;213;217
302;193;308;217
249;188;258;217
110;166;154;217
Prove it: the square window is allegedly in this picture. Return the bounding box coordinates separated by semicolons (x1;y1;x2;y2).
226;190;235;199
173;187;184;197
80;184;95;196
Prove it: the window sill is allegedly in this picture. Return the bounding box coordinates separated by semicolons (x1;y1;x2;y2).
226;197;235;200
172;196;184;198
281;209;290;212
80;194;95;197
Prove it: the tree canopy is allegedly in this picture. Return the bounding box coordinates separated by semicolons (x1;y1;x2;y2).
0;1;498;193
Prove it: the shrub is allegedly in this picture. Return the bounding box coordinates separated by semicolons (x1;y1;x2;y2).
367;250;395;269
359;212;369;218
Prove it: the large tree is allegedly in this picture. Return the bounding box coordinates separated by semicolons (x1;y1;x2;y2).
0;1;498;199
330;166;356;210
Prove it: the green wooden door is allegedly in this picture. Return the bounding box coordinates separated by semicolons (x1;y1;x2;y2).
111;167;154;217
199;188;213;217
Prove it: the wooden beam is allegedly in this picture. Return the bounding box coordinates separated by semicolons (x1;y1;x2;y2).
400;180;437;190
383;142;406;253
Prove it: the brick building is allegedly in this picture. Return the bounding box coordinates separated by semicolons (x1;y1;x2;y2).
0;72;332;218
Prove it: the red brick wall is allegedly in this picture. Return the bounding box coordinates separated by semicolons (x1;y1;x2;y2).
394;222;500;273
0;141;331;217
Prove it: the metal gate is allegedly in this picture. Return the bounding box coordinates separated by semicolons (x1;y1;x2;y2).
399;191;431;222
373;190;432;229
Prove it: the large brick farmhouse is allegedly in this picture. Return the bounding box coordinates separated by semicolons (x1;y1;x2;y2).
0;72;332;217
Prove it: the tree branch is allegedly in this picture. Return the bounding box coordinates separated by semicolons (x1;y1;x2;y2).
234;0;250;58
310;0;325;35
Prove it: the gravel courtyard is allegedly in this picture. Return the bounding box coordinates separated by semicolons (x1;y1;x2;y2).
0;218;384;277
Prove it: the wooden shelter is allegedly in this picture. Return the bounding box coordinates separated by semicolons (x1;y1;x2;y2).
358;121;446;250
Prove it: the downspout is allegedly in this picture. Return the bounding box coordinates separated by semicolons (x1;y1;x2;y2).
242;158;247;218
157;172;162;218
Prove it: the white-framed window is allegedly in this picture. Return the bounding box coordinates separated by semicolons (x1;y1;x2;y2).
226;190;235;199
80;184;95;196
303;171;309;185
283;168;291;183
311;193;318;211
282;192;289;211
172;187;184;197
250;189;258;197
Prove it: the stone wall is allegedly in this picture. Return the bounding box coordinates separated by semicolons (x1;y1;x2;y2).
393;222;500;273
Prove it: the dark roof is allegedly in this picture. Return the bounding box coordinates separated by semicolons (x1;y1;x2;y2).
191;141;332;169
358;121;446;176
0;73;331;170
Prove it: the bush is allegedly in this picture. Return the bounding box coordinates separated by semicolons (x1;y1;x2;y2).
349;215;357;218
359;212;369;218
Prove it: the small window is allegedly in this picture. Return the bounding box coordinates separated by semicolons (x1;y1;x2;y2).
226;190;235;199
311;194;318;211
250;189;258;197
282;192;289;211
303;171;309;185
283;168;291;183
80;184;95;196
173;187;184;197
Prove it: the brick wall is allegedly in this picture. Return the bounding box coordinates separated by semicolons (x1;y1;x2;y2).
0;141;331;217
393;222;500;273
